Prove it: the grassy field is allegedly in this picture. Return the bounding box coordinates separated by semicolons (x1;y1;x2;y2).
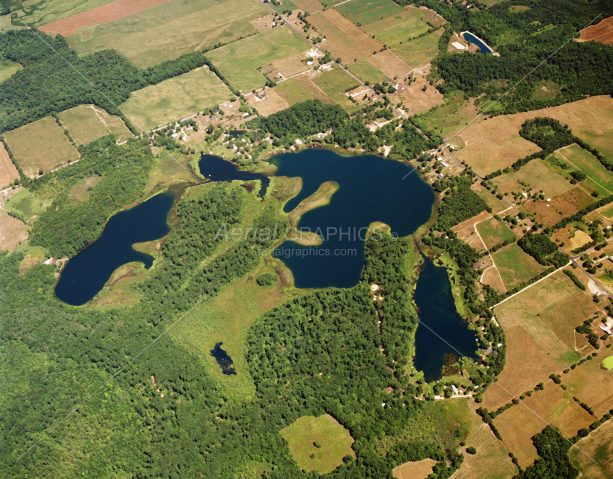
4;117;79;177
493;381;595;468
5;188;53;218
0;58;22;82
492;159;573;198
551;143;613;196
473;186;509;214
280;415;355;474
58;104;132;145
336;0;403;26
491;243;547;290
392;459;437;479
389;29;441;67
538;292;597;350
309;9;381;62
562;348;613;418
120;67;231;131
365;9;429;45
7;0;115;27
475;217;515;250
292;0;322;13
346;59;389;84
570;419;613;479
415;93;479;139
206;26;309;92
520;186;595;227
66;0;266;68
313;67;361;113
275;77;319;105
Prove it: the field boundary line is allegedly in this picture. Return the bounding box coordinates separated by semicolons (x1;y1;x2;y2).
489;261;571;309
390;297;600;466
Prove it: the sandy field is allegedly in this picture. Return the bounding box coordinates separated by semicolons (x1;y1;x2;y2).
577;16;613;45
0;142;19;188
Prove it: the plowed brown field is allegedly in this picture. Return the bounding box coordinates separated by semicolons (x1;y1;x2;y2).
578;16;613;45
39;0;173;36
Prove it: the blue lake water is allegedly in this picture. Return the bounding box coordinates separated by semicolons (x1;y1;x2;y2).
199;154;269;197
54;193;174;306
463;32;493;54
210;342;236;375
413;254;479;382
272;149;435;288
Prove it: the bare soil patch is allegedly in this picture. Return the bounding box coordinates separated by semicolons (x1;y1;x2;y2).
263;50;312;79
482;326;563;410
0;209;28;251
494;381;595;468
393;459;437;479
247;88;290;117
390;74;445;115
0;141;19;188
366;50;412;80
39;0;174;36
577;16;613;45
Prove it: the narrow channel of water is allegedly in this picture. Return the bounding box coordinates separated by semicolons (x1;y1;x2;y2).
199;154;269;197
54;193;174;306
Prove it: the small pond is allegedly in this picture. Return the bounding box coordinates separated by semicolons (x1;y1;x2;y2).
210;342;237;375
463;32;493;54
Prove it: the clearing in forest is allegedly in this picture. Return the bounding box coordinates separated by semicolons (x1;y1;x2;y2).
120;67;232;131
0;142;19;188
66;0;266;68
392;459;437;479
577;15;613;45
308;9;381;62
206;26;309;92
493;381;595;469
280;414;355;474
4;117;79;178
475;217;516;250
0;58;22;83
490;243;546;291
57;105;132;145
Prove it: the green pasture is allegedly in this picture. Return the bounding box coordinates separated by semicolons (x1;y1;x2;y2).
120;67;231;131
206;26;309;92
336;0;403;25
346;59;388;84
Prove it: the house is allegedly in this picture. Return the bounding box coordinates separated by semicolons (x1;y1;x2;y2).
600;324;612;335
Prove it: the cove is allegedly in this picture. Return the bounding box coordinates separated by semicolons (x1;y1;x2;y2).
54;193;174;306
272;149;435;288
199;154;269;197
413;255;479;382
462;31;493;54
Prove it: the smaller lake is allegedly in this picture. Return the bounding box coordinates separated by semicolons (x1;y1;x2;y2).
54;193;174;306
413;255;479;382
198;154;269;197
210;342;236;375
463;32;493;54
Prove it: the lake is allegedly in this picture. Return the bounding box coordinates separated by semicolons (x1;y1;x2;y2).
54;193;174;306
210;342;237;375
462;32;493;54
199;154;269;197
413;254;479;382
272;149;434;288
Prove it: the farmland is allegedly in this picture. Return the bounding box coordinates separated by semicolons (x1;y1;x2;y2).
0;58;22;82
7;0;116;27
346;59;389;84
57;105;132;145
336;0;403;26
308;9;381;62
491;159;574;199
475;217;516;250
570;418;613;479
577;15;613;45
551;143;613;196
67;0;267;68
312;67;361;112
0;141;19;188
366;50;412;79
280;414;355;474
389;30;442;68
414;94;478;140
3;117;79;177
491;243;547;291
206;26;309;92
365;8;430;45
520;186;595;227
493;381;595;468
5;189;52;218
0;208;28;250
392;459;437;479
274;77;321;106
453;95;613;176
120;67;232;131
